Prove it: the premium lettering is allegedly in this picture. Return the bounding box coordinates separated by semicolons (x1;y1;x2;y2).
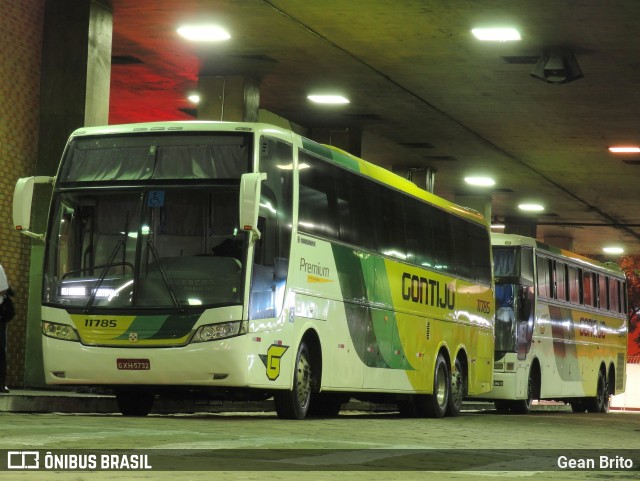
300;258;330;278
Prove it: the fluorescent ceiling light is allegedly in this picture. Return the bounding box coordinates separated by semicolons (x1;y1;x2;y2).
518;203;544;212
464;176;495;187
603;246;624;254
307;95;350;105
491;223;505;230
177;25;231;42
608;146;640;153
471;28;521;42
187;94;200;104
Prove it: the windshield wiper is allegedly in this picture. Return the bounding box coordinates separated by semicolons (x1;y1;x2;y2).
146;238;184;312
84;238;125;313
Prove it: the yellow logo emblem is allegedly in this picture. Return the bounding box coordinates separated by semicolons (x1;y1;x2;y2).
261;344;289;381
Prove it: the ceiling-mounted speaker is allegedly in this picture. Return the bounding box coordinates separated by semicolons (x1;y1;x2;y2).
530;51;583;85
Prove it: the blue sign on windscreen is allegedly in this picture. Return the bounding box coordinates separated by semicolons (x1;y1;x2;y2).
147;191;165;208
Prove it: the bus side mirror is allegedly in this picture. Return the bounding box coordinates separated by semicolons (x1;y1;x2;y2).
13;176;54;241
239;172;267;242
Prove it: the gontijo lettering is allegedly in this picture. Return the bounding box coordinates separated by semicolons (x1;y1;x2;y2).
401;273;455;309
579;318;606;339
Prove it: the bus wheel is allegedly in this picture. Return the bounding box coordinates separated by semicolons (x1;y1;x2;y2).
115;389;154;417
446;357;466;417
274;341;312;420
422;352;450;418
586;369;609;413
510;369;535;414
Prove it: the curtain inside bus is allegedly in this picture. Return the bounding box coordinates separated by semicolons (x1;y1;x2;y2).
60;134;250;182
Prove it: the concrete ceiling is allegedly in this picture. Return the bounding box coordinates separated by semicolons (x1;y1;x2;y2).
107;0;640;256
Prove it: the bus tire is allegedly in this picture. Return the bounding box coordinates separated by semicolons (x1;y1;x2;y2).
422;352;450;418
274;341;312;420
446;357;466;417
586;369;609;413
510;368;536;414
115;389;154;417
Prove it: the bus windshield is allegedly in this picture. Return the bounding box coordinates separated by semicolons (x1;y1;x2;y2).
493;246;534;353
45;186;246;310
44;132;253;311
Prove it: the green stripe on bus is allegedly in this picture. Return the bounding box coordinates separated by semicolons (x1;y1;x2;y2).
301;138;361;172
301;138;333;159
371;259;414;370
331;243;412;370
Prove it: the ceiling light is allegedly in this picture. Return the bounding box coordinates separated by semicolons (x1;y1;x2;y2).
177;25;231;42
608;146;640;153
307;95;350;105
471;28;521;42
603;246;624;254
491;223;505;230
518;203;544;212
187;94;200;104
464;176;495;187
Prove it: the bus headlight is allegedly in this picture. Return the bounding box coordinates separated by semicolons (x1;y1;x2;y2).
192;321;246;343
42;321;80;342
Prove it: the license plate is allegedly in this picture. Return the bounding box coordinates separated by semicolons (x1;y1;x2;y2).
116;358;150;370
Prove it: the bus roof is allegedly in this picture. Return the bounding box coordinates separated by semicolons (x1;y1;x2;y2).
68;121;294;140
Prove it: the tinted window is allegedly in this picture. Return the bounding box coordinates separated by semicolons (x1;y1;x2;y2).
373;187;406;261
555;262;567;301
537;256;552;298
598;275;609;310
403;196;435;269
609;278;620;313
568;266;581;304
296;149;490;284
583;271;595;307
334;170;375;250
298;153;338;238
431;208;455;273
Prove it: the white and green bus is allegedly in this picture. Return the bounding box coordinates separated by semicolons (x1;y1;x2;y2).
14;121;494;419
476;233;627;413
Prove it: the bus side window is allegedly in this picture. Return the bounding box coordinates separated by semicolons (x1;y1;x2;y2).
555;262;568;302
536;256;551;298
583;271;595;307
373;183;406;261
520;247;534;284
298;152;338;239
609;278;620;313
598;275;609;311
568;266;581;304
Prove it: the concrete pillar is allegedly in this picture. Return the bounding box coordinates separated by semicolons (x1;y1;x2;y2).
309;127;362;157
504;218;537;238
197;75;259;122
455;195;492;224
26;0;112;387
544;236;574;251
38;0;112;179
